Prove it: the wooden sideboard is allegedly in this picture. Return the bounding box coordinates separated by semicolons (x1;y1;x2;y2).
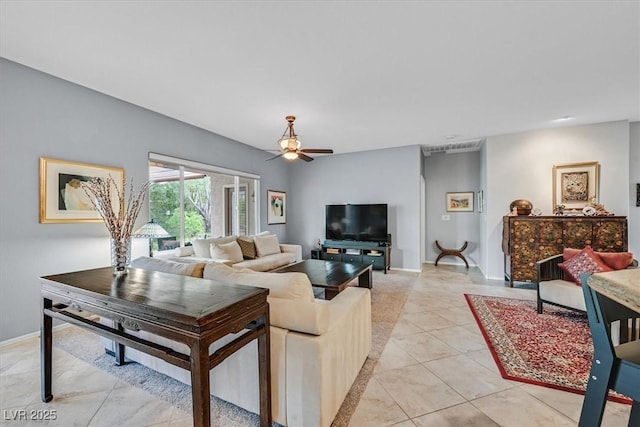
502;216;628;286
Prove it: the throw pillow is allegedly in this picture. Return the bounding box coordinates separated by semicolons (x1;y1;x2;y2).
191;236;237;258
559;246;612;285
254;234;281;257
174;246;194;257
237;236;257;259
192;238;213;258
598;252;634;270
210;241;244;263
563;248;633;270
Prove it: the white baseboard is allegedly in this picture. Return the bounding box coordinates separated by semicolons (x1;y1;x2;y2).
0;314;99;348
423;260;478;268
0;323;71;348
390;267;422;273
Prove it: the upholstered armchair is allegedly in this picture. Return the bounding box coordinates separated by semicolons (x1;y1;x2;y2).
535;248;636;314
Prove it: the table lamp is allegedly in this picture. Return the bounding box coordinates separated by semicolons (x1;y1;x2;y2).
132;219;170;257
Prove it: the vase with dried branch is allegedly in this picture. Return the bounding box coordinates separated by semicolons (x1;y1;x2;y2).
82;176;150;276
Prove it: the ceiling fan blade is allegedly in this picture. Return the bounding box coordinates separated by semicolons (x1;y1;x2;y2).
266;152;285;161
300;148;334;154
298;153;314;162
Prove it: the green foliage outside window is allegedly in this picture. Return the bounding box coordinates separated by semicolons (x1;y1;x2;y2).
149;177;211;242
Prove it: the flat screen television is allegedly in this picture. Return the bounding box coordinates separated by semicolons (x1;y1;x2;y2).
325;204;388;242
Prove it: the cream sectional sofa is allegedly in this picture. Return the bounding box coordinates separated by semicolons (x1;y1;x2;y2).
171;233;301;272
101;257;372;427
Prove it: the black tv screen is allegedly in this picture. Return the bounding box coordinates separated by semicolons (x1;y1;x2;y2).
325;204;388;242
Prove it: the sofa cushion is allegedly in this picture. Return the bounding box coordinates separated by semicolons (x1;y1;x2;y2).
203;262;314;301
269;298;329;335
539;279;587;311
233;252;296;272
559;246;612;285
237;236;257;259
174;246;194;257
210;240;244;263
203;263;329;334
254;234;281;257
191;235;237;258
131;257;207;278
563;248;633;270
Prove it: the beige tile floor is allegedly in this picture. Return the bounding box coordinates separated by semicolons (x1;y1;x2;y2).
0;264;632;426
349;264;632;427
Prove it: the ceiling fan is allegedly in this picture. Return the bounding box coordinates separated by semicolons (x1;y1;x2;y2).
267;116;334;162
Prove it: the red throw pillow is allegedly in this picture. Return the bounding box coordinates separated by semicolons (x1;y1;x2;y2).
563;247;633;270
563;247;582;261
559;246;612;285
597;252;633;270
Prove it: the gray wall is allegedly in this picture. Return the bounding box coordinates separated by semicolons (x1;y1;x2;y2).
0;59;291;341
423;151;481;267
630;122;640;256
286;145;423;271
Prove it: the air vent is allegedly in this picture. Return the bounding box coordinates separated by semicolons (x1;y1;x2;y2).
421;139;485;156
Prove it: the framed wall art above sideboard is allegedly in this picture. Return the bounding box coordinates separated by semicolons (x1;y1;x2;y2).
552;161;599;210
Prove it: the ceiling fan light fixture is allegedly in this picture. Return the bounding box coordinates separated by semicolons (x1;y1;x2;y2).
267;115;333;163
283;151;299;160
279;137;300;150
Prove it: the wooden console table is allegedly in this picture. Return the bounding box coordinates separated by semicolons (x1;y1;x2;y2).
40;267;271;427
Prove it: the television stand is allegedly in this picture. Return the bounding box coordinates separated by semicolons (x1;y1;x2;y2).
320;239;391;273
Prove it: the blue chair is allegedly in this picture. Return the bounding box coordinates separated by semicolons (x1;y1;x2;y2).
579;274;640;427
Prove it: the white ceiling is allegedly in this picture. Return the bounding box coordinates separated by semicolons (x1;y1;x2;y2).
1;1;638;155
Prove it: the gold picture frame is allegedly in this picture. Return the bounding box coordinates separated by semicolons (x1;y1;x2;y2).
39;157;124;223
267;190;286;224
552;161;599;210
446;192;474;212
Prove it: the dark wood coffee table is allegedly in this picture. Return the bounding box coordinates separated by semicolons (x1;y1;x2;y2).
275;259;372;300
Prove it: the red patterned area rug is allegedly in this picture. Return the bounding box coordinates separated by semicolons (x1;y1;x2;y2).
465;294;631;404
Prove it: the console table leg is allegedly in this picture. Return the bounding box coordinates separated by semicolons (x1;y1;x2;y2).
190;340;211;427
115;322;126;366
257;311;272;427
40;297;53;403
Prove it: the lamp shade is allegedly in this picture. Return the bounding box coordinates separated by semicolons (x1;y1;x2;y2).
132;220;170;238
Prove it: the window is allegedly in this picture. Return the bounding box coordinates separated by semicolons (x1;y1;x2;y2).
148;153;260;255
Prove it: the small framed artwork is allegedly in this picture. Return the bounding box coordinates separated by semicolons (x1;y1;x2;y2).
267;190;286;224
446;192;474;212
552;161;599;210
477;190;484;213
40;157;124;223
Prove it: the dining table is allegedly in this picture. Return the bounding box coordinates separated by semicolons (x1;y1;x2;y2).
588;268;640;313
